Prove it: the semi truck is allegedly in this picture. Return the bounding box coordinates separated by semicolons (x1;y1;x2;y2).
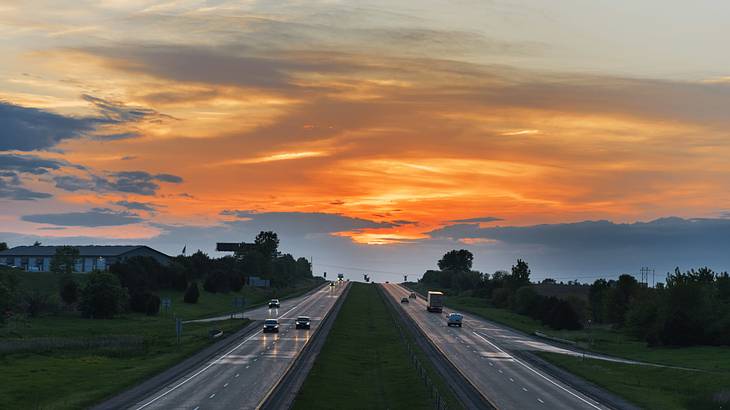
427;291;444;313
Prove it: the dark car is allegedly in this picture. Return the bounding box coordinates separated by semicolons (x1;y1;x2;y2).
295;316;311;329
263;319;279;333
447;313;463;327
268;299;280;308
400;297;410;304
409;292;417;299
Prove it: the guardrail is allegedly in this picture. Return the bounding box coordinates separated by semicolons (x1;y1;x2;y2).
379;284;496;410
384;299;450;410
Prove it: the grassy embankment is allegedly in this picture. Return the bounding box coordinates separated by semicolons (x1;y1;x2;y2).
293;283;436;410
0;268;323;410
407;282;730;409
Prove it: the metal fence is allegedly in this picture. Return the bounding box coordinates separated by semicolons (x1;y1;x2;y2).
381;290;448;410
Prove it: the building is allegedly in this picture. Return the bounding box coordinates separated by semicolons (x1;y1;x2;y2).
0;245;172;273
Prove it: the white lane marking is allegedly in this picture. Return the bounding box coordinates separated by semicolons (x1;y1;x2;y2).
209;393;216;399
538;398;545;404
135;329;261;410
235;373;240;377
472;331;602;410
489;362;494;366
224;383;229;388
134;292;321;410
246;365;250;369
498;369;503;374
523;387;528;392
509;378;514;382
193;407;199;410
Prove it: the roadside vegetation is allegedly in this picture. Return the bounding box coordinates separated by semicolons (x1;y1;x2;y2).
408;249;730;408
293;283;434;410
0;232;324;409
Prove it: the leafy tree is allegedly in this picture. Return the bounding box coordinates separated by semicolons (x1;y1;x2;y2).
32;241;41;246
0;242;8;252
50;246;79;276
513;286;541;315
80;271;127;319
491;287;511;308
51;246;81;305
60;279;79;305
184;282;200;304
588;278;610;322
437;249;473;272
0;270;19;322
23;291;50;317
255;231;280;260
506;259;531;291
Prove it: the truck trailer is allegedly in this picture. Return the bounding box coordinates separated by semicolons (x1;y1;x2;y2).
427;291;444;313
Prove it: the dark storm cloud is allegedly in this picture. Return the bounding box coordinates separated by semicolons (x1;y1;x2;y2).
0;177;52;200
0;154;68;174
221;210;395;236
428;217;730;249
54;171;183;196
114;200;157;212
0;101;96;151
22;208;144;227
449;216;502;223
0;154;78;200
0;95;167;151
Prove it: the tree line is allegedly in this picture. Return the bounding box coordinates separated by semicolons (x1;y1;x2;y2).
0;231;314;321
589;268;730;346
418;249;730;346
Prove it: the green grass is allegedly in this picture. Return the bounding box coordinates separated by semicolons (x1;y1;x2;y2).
293;283;433;410
538;352;730;410
0;271;324;409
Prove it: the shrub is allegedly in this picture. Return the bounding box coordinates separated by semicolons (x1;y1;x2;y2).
491;287;511;308
80;271;128;319
129;291;161;315
59;276;79;305
184;282;200;304
145;294;160;316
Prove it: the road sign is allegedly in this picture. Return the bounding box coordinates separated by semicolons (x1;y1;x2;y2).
175;318;182;344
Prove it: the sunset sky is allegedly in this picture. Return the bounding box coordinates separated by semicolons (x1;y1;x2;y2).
3;1;730;281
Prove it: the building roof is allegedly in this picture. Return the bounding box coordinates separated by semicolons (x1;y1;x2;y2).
0;245;170;258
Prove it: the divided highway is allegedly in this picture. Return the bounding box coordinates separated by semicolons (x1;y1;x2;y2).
128;282;346;410
382;283;615;410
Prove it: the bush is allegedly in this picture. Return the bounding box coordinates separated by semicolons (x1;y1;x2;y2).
513;286;540;315
145;294;160;316
129;291;161;315
184;282;200;304
80;271;128;319
23;291;50;317
491;287;511;308
59;276;79;305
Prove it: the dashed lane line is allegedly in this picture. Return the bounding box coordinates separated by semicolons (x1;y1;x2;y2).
472;331;602;410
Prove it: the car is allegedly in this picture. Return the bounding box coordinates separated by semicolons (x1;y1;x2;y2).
268;299;280;308
329;282;335;287
409;292;417;299
295;316;311;329
263;319;279;333
400;297;410;304
447;313;463;327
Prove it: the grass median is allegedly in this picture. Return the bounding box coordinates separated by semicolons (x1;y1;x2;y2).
293;283;433;409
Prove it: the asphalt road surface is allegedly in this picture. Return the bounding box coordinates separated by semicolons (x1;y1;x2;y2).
129;282;346;410
382;283;614;410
